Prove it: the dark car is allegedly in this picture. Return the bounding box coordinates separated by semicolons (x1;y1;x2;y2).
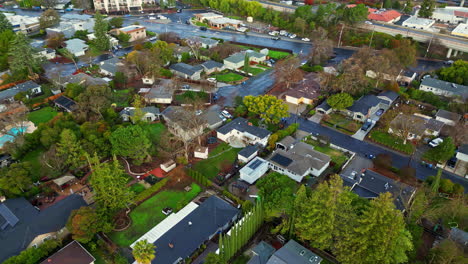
375;108;384;116
447;157;457;168
185;20;190;25
177;8;182;13
361;121;373;131
200;26;207;31
271;36;280;40
162;207;173;215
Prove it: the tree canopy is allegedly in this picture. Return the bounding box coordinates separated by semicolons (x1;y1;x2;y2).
93;11;110;51
39;9;60;29
0;162;33;196
243;95;289;124
256;172;296;218
437;60;468;85
66;206;111;243
110;125;151;165
132;239;156;264
424;137;456;163
0;12;13;33
109;17;124;28
419;0;435;17
327;93;354;110
8;33;43;77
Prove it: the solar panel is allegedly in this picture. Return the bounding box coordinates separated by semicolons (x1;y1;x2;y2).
271;154;293;167
248;159;263;170
0;204;19;229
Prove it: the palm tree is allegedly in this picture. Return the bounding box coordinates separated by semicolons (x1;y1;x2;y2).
132;239;156;264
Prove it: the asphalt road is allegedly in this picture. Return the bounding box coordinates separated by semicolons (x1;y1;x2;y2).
285;115;468;192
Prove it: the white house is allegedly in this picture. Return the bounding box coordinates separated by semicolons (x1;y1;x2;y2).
119;106;160;123
144;86;173;104
217;117;271;147
268;141;331;182
430;7;468;24
245;50;266;63
223;53;246;70
284;76;320;106
35;47;56;60
238;145;258;164
64;39;88;57
420;77;468;101
194;146;209;159
160;160;176;172
169;63;204;80
435;109;461;126
239;157;269;184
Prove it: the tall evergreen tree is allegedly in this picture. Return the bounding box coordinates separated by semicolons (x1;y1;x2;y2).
93;11;110;51
0;13;13;32
8;33;43;77
56;129;84;170
431;169;442;193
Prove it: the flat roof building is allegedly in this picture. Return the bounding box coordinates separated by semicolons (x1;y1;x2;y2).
452;23;468;37
402;16;435;30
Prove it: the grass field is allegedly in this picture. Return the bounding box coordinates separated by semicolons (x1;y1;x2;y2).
110;183;201;247
142;123;166;141
213;72;244;83
175;91;209;104
369;131;415;154
193;143;240;179
268;50;290;60
21;148;45;181
321;113;360;135
242;66;264;76
28;107;58;125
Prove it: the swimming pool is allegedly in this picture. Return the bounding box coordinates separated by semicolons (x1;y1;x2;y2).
0;126;27;147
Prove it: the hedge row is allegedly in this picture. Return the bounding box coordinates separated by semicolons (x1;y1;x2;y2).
133;177;169;204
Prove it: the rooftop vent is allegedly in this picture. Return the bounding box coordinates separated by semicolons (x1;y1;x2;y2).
188;221;192;226
300;250;306;256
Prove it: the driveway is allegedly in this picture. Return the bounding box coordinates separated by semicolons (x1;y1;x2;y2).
352;107;386;141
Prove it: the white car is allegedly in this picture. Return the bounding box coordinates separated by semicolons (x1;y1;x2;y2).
429;138;443;148
289;34;297;39
207;78;216;83
279;30;287;36
365;21;373;25
301;37;310;42
268;31;279;36
195;110;203;116
148;16;156;20
221;110;232;119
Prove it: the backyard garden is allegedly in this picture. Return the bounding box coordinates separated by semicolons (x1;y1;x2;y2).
211;71;245;83
193;143;241;179
27;107;58;125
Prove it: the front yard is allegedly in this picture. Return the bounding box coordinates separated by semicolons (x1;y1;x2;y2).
175;91;209;104
368;130;415;154
268;50;290;60
109;183;201;247
193;143;241;179
28;107;58;125
242;66;264;76
211;72;244;83
303;137;350;171
321;113;360;135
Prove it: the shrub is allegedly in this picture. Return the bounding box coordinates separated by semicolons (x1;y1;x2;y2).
176;156;188;165
223;190;242;204
133;177;169;203
309;110;316;115
160;68;173;78
267;123;299;150
2;239;61;264
452;184;464;195
440;179;454;194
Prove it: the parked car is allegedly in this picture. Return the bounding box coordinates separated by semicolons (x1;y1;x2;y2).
162;207;173;215
365;21;373;25
200;26;207;31
301;37;310;41
429;138;444;148
182;84;191;90
361;120;373;131
289;34;297;39
207;77;216;83
177;8;182;13
185;20;190;25
447;157;457;168
444;60;454;65
268;31;279;36
375;108;384;116
195;110;202;116
219;114;227;122
221;110;233;119
271;36;281;40
148;16;156;20
148;36;157;41
279;30;287;36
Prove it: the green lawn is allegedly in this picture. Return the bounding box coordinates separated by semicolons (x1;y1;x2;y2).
129;182;146;195
256;64;271;70
321;113;360;135
143;123;166;138
303;138;349;170
227;15;243;20
369;131;415;154
268;50;290;60
212;72;244;83
28;107;58;125
21;148;45;181
235;45;261;52
175;91;209;104
109;183;201;247
194;143;241;179
242;66;264;76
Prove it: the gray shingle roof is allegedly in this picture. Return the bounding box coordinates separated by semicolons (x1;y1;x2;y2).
0;195;87;262
266;240;322;264
348;94;389;115
248;241;276;264
317;101;331;111
201;60;224;70
217;117;271;139
120;106;160;117
59;73;107;86
150;196;239;264
54;95;77;112
64;39;88;54
435;109;461;122
100;57;121;75
0;81;40;101
238;145;258;159
378;90;399;102
15;81;40;91
145;86;173;99
202;110;223;126
224;53;245;64
170;63;204;76
421;77;468;98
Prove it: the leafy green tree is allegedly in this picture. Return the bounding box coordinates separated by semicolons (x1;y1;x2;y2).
2;239;61;264
294;5;314;22
88;154;134;214
424;137;456;163
73;29;89;40
428;239;466;264
204;252;224;264
327;93;354;110
393;0;401;10
294;17;307;35
256;172;296;218
0;12;13;32
8;33;43;77
110;125;151;165
243;95;289;124
437;60;468;85
403;0;413;13
419;0;435;17
66;206;111;243
116;32;131;43
343;4;369;25
132;239;156;264
39;9;60;29
64;83;85;99
439;179;454;194
93;11;110;51
0;162;33;195
384;0;393;8
392;39;417;67
0;29;14;71
56;129;84;170
243;53;250;72
150;40;174;64
181;52;190;63
431;169;442;193
109;17;124;28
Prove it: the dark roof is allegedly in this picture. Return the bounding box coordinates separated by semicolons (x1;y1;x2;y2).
59;73;107;86
435;109;461;122
248;241;276;264
316;101;331;111
202;110;223;126
120;106;160;117
54;96;77;112
15;81;40;91
0;195;87;262
201;60;224;70
341;170;416;211
421;77;468;98
0;81;41;101
238;145;258;159
170;63;204;76
266;240;322;264
459;144;468;155
270;153;293;167
145;86;173;99
217;117;271;139
402;70;416;78
151;196;239;264
100;57;121;75
40;240;95;264
348;95;389;115
378;90;399;102
284;74;320;100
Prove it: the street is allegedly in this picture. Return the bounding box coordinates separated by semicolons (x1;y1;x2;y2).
285;115;468;192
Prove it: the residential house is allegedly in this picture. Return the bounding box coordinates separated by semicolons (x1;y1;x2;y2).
0;81;42;102
46;14;94;39
247;241;276;264
389;113;445;140
455;145;468;177
87;33;119;47
224;53;246;70
341;169;416;211
346;94;390;122
0;194;87;262
396;70;417;86
239;157;269;184
245;50;267;63
40;240;95;264
99;57;123;77
316;100;332;115
160;160;176;172
130;195;239;264
238;145;259;163
4;13;40;34
188;37;219;49
368;9;402;23
54;96;78;113
119;106;160;122
35;47;56;60
284;76;320;106
266;240;322;264
169;63;204;80
201;60;225;74
194;146;208;159
112;25;147;42
64;39;89;57
376;90;399;105
161;106;207;142
202;110;224;129
420;77;468;101
173;46;191;62
217;117;271;147
144;86;173;104
54;73;108;88
268;141;331;182
435;109;461;126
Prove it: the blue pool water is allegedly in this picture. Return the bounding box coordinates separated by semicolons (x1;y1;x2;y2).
0;126;27;147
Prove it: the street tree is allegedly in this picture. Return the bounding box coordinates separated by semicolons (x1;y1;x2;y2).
389;113;424;144
158;32;179;44
437;60;468;85
110;125;151;165
109;17;124;28
46;32;65;49
309;37;333;65
66;207;111;243
39;9;60;29
419;0;435;18
0;162;33;195
132;240;156;264
424;137;456;163
294;17;307;35
327;93;354;110
243;95;289;124
0;29;14;70
343;4;368;25
257;172;296;218
56;129;84;170
390;39;417;67
0;12;13;33
403;0;413;13
8;33;43;79
274;56;304;90
93;11;110;51
88;154;134;214
151;40;174;64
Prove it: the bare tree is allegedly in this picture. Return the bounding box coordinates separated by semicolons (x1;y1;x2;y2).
209;43;242;60
309;38;334;65
40;0;58;9
274;56;304;90
389;113;424;144
446;122;468;146
158;32;180;44
186;38;202;60
40;144;67;174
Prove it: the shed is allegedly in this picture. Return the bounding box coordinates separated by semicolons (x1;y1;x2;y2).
194;146;208;159
161;160;176;172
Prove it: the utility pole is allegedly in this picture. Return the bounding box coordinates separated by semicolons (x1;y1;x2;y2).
369;25;376;47
425;33;434;58
337;23;344;47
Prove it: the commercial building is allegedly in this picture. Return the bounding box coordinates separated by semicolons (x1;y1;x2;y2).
430;7;468;24
93;0;155;13
4;13;40;34
46;14;94;39
112;25;147;42
452;23;468;37
402;16;435;30
368;9;402;23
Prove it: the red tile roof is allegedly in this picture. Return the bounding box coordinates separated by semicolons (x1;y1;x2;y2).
454;11;468;18
368;10;401;22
